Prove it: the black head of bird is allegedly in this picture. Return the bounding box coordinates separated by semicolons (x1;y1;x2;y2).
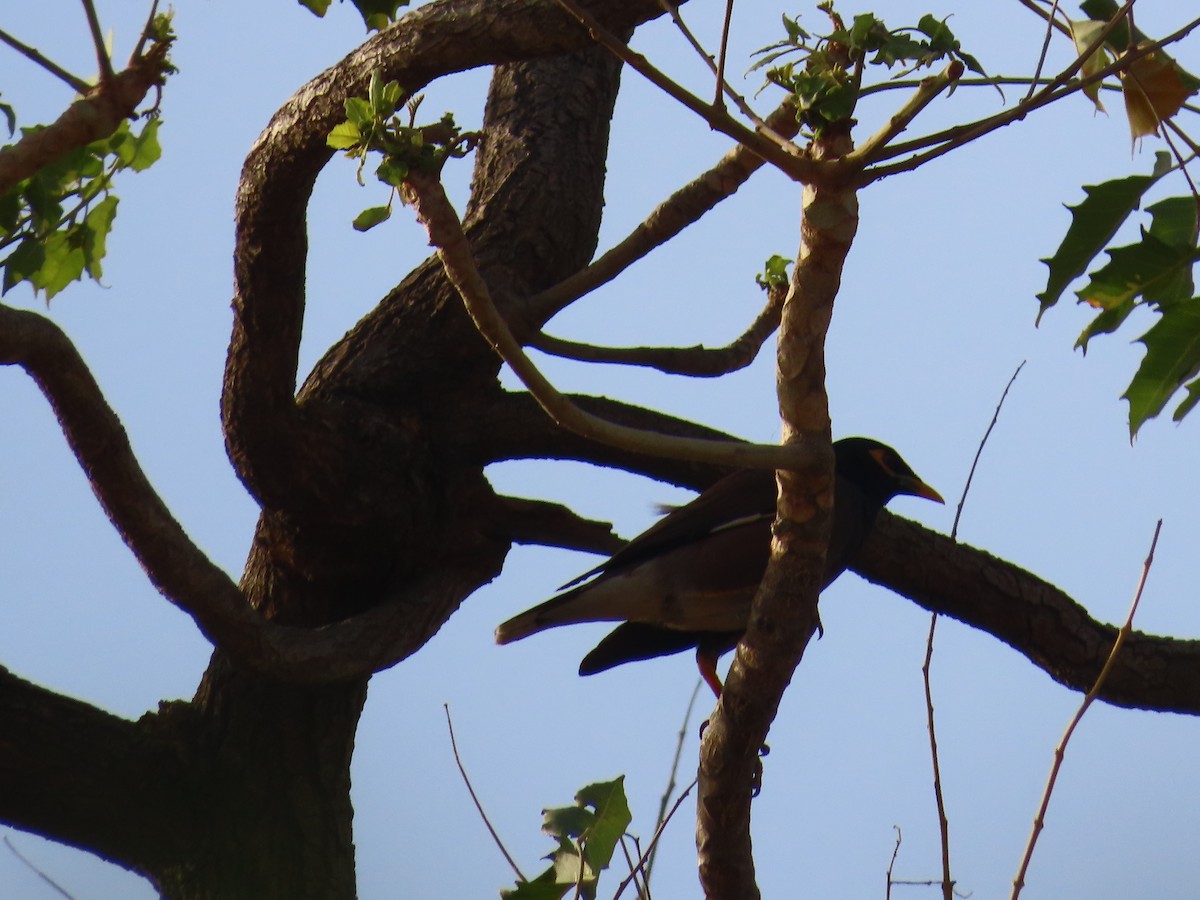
495;437;943;697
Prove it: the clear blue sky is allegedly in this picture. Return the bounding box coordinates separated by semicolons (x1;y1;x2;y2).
3;2;1199;898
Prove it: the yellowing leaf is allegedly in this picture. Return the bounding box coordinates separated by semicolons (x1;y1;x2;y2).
1120;48;1195;144
1068;18;1111;112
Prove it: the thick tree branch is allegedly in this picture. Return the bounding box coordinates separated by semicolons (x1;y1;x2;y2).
224;0;680;510
527;283;782;376
856;512;1200;715
490;495;625;555
0;665;188;877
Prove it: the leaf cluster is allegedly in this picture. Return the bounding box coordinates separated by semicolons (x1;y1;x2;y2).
327;71;478;231
1038;152;1200;436
752;5;986;135
0;118;161;300
503;777;633;900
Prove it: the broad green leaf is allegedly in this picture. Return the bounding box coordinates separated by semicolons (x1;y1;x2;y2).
0;188;21;236
1172;375;1200;423
574;778;630;871
2;237;45;294
327;121;362;150
343;97;373;128
1077;234;1197;311
375;159;408;187
83;195;119;279
1036;151;1171;321
128;119;162;172
32;231;86;299
501;869;568;900
352;205;391;231
297;0;332;15
1124;301;1200;435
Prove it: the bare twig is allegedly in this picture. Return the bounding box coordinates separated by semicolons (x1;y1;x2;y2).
1024;0;1062;103
613;778;699;900
444;705;526;883
644;679;704;887
843;61;964;168
885;826;902;900
550;0;816;181
3;835;78;899
1010;519;1163;900
952;361;1026;541
713;0;735;110
79;0;116;86
403;171;819;473
529;285;782;377
861;7;1200;183
922;614;954;900
0;27;91;93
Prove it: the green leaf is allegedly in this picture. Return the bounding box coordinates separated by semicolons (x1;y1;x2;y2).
1124;300;1200;435
375;158;408;187
327;121;362;150
32;231;86;299
0;98;14;136
297;0;332;15
350;0;407;30
2;237;45;294
352;205;391;231
128;119;162;172
573;778;630;871
1036;150;1171;321
82;195;119;279
343;97;373;128
501;869;568;900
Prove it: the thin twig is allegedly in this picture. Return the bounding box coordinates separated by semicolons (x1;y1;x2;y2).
861;6;1200;183
1024;0;1062;103
79;0;115;86
550;0;815;181
130;0;162;62
844;61;964;168
613;778;699;900
403;171;818;473
0;27;91;93
3;835;78;900
922;614;954;900
644;679;704;886
713;0;735;111
952;361;1025;541
1010;519;1163;900
443;704;526;883
885;826;902;900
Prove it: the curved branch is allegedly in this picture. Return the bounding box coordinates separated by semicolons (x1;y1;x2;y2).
0;303;253;644
223;0;677;509
527;284;782;376
856;511;1200;715
404;170;816;472
520;98;799;326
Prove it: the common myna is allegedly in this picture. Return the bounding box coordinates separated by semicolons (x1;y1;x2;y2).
495;437;943;696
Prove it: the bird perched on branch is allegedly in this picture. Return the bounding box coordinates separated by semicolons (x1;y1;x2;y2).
495;437;943;697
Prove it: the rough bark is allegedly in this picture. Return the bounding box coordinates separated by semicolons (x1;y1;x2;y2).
5;2;1200;898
